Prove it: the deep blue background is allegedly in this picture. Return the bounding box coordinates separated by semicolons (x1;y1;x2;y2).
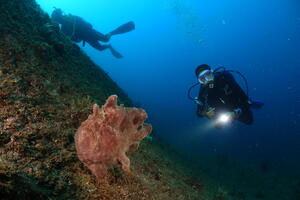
37;0;300;168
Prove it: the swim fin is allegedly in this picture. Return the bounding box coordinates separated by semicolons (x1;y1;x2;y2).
109;46;123;58
110;21;135;35
249;99;264;109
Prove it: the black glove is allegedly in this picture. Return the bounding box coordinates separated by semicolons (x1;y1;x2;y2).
233;108;242;118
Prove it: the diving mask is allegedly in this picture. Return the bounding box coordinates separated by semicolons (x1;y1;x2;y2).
198;70;214;84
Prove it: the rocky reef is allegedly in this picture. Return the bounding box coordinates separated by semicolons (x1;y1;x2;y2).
0;0;204;199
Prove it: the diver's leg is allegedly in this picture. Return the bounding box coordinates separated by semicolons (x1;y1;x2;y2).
238;110;253;125
86;39;110;51
109;45;123;58
93;21;135;43
86;39;123;58
249;99;264;109
93;30;111;42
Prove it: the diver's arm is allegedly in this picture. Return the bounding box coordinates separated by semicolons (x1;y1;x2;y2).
196;86;212;118
195;100;206;117
197;103;214;118
195;86;204;117
196;105;204;117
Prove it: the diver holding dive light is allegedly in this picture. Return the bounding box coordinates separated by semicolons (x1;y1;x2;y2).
188;64;264;128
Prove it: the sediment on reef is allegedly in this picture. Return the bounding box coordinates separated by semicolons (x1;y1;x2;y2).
0;0;203;200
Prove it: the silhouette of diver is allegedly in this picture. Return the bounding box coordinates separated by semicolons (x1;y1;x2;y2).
51;8;135;58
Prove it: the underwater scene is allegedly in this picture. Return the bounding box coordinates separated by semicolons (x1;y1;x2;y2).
0;0;300;199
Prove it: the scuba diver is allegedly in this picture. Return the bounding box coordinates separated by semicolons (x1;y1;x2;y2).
51;8;135;58
188;64;264;128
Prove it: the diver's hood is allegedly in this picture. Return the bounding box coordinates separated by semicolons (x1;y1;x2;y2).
51;8;63;22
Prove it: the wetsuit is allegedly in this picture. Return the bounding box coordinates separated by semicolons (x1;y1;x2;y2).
197;71;253;125
59;15;110;51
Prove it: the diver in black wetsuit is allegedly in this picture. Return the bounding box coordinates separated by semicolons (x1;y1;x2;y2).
191;64;263;128
51;8;135;58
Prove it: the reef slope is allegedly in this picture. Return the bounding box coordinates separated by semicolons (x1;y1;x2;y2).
0;1;203;199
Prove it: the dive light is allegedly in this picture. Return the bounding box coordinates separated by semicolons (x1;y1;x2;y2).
216;112;234;125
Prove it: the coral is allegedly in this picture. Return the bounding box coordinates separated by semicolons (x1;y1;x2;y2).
75;95;152;179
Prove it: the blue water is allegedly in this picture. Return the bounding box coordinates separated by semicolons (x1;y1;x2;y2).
37;0;300;170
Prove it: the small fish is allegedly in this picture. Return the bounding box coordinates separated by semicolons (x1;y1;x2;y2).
198;39;204;44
